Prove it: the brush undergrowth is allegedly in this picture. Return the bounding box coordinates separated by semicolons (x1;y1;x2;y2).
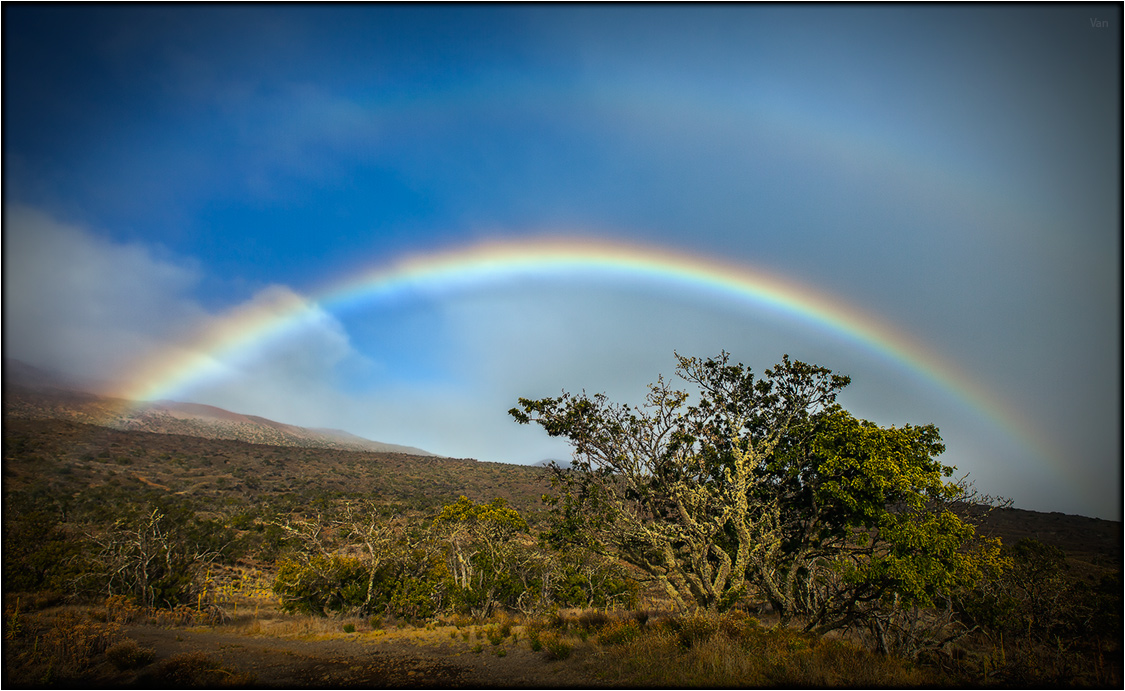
531;610;941;687
5;591;1112;688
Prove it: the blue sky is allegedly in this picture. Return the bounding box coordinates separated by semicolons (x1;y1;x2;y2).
3;5;1120;519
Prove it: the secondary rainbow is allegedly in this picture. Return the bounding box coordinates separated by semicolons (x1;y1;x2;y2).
119;235;1050;464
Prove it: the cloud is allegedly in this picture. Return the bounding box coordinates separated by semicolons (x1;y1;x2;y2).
3;205;207;388
2;207;370;431
166;289;375;431
0;205;484;456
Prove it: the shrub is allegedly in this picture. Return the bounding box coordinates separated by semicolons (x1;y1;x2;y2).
669;614;720;648
39;610;124;679
599;620;641;646
343;623;356;633
273;555;367;615
543;635;573;660
526;623;544;650
718;611;760;639
577;610;610;630
105;639;156;670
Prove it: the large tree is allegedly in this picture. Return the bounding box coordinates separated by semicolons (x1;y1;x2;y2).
511;352;1000;643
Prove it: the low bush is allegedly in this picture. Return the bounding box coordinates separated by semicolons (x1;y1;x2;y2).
576;609;610;630
542;635;573;660
5;608;127;684
667;613;720;648
39;610;125;680
105;638;156;670
598;619;641;646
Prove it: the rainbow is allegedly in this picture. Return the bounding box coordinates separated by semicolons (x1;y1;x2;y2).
118;235;1052;466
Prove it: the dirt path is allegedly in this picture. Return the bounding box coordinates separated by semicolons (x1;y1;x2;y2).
124;624;604;688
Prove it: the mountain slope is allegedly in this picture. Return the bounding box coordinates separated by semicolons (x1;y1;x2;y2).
3;360;434;456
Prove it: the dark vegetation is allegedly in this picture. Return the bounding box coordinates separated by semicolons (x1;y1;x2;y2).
3;357;1121;687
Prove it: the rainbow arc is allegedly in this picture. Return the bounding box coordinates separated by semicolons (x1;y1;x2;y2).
119;235;1053;473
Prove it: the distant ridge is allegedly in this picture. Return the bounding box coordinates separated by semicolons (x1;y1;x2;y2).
3;359;435;456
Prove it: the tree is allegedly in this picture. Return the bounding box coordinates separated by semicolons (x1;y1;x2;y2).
511;351;1000;642
272;504;447;619
90;507;222;610
433;496;529;617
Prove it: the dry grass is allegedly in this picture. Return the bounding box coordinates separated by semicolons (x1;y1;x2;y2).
139;650;254;687
3;606;130;684
583;612;941;688
228;611;363;638
105;638;157;670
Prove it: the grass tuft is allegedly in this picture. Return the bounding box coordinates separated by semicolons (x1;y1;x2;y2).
105;638;157;670
592;613;939;688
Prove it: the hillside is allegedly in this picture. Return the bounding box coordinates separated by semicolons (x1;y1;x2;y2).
2;417;549;517
3;373;434;456
2;416;1119;569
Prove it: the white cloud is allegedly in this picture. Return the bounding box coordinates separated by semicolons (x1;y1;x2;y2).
168;291;373;430
2;207;371;433
3;205;207;388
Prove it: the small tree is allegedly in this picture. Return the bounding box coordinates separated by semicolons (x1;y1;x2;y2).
90;507;221;610
272;505;445;618
511;351;1000;641
433;496;529;618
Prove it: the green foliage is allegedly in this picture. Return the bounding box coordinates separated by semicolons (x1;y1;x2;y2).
268;496;638;620
435;495;529;535
435;495;618;617
386;569;445;620
2;509;87;595
512;352;998;641
962;537;1121;645
273;555;369;616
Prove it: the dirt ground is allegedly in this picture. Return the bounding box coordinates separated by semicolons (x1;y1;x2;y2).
119;621;606;688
